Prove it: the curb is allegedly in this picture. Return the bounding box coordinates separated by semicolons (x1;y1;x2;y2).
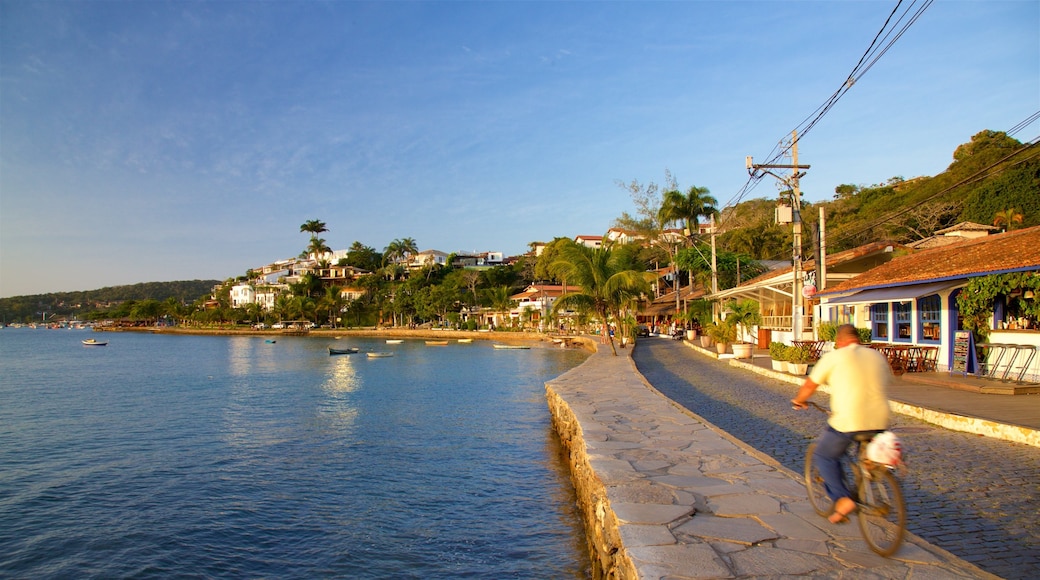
680;340;1040;448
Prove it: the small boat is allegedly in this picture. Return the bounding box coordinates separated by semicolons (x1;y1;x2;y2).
367;351;394;358
265;339;277;344
493;344;530;350
425;340;449;346
457;338;473;343
329;347;360;355
82;338;108;346
385;339;404;344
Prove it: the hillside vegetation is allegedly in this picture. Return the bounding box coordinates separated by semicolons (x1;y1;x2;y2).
0;280;220;324
3;130;1034;326
718;130;1038;260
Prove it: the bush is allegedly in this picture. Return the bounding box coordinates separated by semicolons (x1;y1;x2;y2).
787;344;812;364
769;341;788;360
857;327;872;344
817;321;838;342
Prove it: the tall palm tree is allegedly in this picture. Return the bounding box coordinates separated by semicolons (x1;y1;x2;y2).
398;237;418;261
307;237;332;260
993;208;1024;231
659;185;719;239
657;184;718;313
549;240;653;356
300;219;328;238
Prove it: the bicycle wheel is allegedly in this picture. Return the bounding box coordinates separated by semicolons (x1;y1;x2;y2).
857;466;906;556
804;443;833;516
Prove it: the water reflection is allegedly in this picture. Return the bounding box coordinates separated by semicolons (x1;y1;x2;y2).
317;355;361;432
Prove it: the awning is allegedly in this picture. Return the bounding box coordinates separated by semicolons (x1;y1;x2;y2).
822;281;961;305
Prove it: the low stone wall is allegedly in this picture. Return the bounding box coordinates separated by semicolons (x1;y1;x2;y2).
547;385;637;579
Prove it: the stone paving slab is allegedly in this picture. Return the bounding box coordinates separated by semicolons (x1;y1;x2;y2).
546;345;998;580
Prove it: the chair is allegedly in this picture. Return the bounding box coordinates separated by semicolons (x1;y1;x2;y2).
916;346;939;372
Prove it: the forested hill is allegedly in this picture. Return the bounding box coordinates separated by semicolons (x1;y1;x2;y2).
717;130;1039;260
0;280;221;323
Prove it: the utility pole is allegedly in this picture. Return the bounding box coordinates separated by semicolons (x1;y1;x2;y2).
747;130;810;338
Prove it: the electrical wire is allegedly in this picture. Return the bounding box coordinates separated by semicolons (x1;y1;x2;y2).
724;0;935;213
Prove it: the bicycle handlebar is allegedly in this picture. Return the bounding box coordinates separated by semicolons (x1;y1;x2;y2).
793;400;830;414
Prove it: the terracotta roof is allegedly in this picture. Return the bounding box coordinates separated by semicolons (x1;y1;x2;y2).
935;221;1000;234
822;225;1040;294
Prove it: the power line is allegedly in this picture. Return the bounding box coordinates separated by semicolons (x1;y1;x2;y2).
831;137;1040;245
723;0;934;212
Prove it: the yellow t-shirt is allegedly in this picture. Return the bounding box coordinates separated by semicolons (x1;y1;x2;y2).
808;343;891;433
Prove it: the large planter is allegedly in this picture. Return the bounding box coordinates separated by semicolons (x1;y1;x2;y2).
732;343;754;359
715;342;728;355
771;359;785;371
699;336;713;348
686;329;697;341
787;362;809;375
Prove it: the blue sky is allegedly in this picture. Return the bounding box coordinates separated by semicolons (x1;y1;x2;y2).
1;1;1037;297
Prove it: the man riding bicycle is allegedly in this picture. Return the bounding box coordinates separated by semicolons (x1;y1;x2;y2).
791;324;892;523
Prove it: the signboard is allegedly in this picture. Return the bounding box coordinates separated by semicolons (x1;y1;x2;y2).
950;330;976;376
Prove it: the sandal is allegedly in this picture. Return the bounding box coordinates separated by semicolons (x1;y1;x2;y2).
828;497;856;524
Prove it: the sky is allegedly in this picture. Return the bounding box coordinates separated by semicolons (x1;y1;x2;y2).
1;1;1037;298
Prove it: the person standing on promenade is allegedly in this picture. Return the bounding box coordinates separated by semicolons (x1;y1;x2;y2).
791;324;892;523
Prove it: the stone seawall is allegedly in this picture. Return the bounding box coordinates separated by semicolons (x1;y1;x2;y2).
547;384;638;579
546;342;995;580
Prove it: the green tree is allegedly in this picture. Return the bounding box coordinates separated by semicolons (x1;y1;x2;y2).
548;240;653;356
300;219;328;238
317;286;346;328
343;241;382;272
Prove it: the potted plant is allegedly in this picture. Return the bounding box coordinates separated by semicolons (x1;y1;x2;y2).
705;319;736;355
787;344;811;375
725;299;762;360
768;341;788;371
674;310;698;340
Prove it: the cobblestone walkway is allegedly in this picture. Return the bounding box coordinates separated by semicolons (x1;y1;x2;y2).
633;339;1040;579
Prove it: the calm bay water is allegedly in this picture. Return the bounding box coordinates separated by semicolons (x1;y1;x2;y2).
0;329;591;578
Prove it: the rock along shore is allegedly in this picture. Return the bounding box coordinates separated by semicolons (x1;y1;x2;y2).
546;342;996;580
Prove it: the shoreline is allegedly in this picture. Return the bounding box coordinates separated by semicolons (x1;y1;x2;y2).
96;325;599;351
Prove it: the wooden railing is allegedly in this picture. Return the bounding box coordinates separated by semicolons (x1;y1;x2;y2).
760;315;814;333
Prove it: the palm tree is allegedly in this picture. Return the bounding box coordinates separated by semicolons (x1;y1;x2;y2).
549;240;653;356
487;286;515;329
993;208;1024;231
318;286;346;328
307;237;332;260
658;184;719;311
383;237;419;268
300;219;328;238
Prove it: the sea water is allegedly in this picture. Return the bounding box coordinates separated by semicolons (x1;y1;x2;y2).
0;329;591;578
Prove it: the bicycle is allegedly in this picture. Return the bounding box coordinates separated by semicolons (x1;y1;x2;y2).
801;401;907;556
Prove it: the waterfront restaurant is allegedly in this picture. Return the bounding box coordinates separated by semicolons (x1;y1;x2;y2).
816;225;1040;382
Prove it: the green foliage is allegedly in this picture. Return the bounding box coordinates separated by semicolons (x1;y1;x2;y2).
724;299;761;344
704;319;737;344
814;130;1038;253
817;321;838;342
0;280;220;323
857;327;872;345
787;344;812;364
956;272;1040;341
768;341;788;360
